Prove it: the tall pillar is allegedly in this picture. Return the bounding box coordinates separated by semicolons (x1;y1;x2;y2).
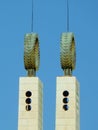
55;76;80;130
18;77;43;130
55;32;80;130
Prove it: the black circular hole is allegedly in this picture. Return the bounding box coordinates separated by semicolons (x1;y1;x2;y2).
63;98;69;103
26;105;31;111
25;98;31;104
63;105;69;111
63;91;69;96
26;91;32;97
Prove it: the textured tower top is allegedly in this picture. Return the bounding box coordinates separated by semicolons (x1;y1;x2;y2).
24;33;40;76
60;32;76;75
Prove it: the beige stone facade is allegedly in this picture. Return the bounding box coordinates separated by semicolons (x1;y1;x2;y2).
55;76;80;130
18;77;43;130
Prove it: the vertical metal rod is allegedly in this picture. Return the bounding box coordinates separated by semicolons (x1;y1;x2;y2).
31;0;33;32
66;0;69;32
28;69;36;77
64;69;72;76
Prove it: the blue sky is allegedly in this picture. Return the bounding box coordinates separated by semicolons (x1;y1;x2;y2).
0;0;98;130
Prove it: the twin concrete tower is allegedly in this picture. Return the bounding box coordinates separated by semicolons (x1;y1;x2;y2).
17;31;80;130
18;34;43;130
55;33;80;130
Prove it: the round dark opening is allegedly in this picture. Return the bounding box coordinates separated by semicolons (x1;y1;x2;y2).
63;105;69;111
63;98;69;103
63;91;69;96
26;105;32;111
25;91;32;97
25;98;31;104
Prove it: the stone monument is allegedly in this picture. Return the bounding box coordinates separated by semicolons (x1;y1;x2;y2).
18;33;43;130
55;32;80;130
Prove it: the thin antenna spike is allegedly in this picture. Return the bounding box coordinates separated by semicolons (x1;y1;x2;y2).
31;0;33;32
67;0;69;32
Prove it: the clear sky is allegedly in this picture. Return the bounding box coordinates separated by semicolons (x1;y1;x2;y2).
0;0;98;130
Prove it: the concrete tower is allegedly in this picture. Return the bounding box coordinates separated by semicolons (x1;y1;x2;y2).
55;33;80;130
18;33;43;130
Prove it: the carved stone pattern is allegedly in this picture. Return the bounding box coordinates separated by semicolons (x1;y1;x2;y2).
60;32;76;71
24;33;40;71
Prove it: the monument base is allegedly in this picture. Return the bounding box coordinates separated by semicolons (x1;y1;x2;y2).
18;77;43;130
55;76;80;130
